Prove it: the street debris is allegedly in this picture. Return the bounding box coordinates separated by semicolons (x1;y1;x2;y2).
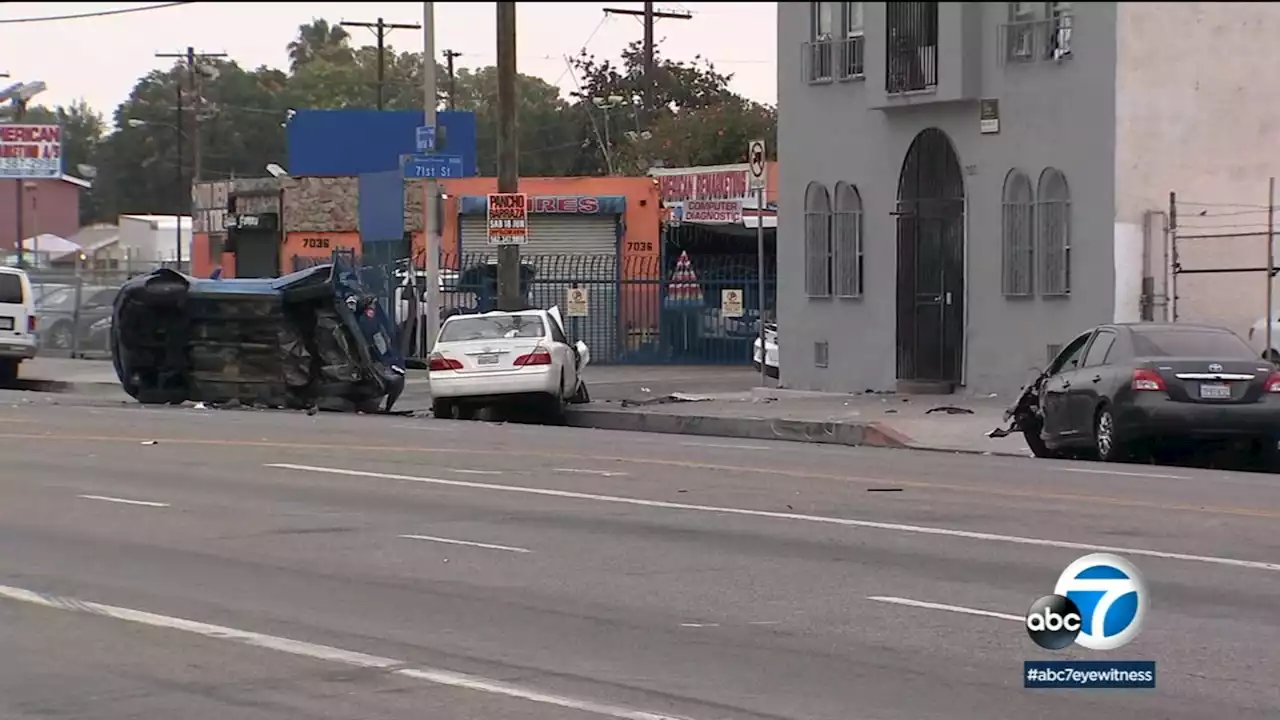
926;406;975;415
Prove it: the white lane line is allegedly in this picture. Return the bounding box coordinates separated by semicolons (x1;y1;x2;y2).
679;442;770;451
679;623;719;628
400;534;531;553
555;468;629;478
77;495;170;508
0;583;693;720
867;596;1023;623
1058;467;1189;480
445;468;504;476
267;463;1280;573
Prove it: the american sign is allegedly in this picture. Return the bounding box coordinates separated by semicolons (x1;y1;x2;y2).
487;192;529;245
0;124;62;179
657;168;752;203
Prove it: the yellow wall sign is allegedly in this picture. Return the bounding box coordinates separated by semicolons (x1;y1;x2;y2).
721;288;745;318
566;287;589;317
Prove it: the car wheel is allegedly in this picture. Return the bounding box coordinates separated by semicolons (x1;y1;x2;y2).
1093;405;1127;462
44;322;73;351
1021;424;1060;459
432;398;454;419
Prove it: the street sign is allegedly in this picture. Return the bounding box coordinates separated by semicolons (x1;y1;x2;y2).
566;287;589;317
748;139;766;190
0;124;62;179
721;288;745;318
487;192;529;245
416;125;436;152
403;154;464;179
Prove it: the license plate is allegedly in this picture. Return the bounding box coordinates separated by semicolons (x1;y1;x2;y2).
1199;382;1231;399
477;354;499;365
0;317;11;331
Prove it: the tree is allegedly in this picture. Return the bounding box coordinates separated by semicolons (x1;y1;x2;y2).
450;66;576;176
287;19;352;71
20;101;108;224
286;45;422;110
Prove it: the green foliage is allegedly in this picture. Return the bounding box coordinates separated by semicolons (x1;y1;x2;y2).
33;18;775;223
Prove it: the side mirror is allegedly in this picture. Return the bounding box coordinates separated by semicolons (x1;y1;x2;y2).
575;340;590;370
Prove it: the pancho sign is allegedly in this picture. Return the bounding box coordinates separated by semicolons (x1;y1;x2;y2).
0;124;62;179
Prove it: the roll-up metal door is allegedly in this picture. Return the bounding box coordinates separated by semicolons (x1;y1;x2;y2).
458;214;621;363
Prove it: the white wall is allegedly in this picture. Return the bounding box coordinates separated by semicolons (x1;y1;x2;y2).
117;215;192;265
1115;2;1280;338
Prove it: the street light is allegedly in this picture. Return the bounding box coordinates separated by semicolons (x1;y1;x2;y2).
3;80;47;269
592;95;627;175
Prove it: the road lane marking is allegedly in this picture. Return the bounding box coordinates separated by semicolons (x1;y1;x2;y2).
1058;467;1189;480
268;463;1280;573
556;468;629;477
2;432;1275;519
679;442;770;451
444;468;504;476
867;596;1022;622
0;583;694;720
77;494;169;508
679;623;719;628
400;534;530;553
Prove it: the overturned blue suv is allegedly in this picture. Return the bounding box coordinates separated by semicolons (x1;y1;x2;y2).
110;257;409;412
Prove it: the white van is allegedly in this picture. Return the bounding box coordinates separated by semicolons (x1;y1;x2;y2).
0;267;38;382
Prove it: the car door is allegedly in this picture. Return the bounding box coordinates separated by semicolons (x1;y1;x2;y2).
1041;331;1094;441
1070;329;1117;434
547;311;577;396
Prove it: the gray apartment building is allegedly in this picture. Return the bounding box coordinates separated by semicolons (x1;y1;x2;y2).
777;2;1280;394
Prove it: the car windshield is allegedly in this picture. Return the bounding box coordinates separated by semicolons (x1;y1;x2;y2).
0;273;22;304
36;287;81;309
438;314;546;342
1131;329;1256;359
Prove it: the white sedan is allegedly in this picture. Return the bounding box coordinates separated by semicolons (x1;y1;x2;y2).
752;322;778;379
427;307;590;419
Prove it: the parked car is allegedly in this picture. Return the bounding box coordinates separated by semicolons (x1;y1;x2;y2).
0;267;39;383
990;322;1280;466
752;322;779;378
1246;314;1280;361
427;307;590;420
35;285;118;351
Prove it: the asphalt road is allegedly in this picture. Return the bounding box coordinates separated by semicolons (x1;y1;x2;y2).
0;393;1277;720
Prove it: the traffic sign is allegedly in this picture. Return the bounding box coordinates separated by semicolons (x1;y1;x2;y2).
748;139;766;190
487;192;529;245
403;154;463;179
416;125;436;152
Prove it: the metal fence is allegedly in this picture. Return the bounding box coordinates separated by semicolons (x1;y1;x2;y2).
25;265;182;359
291;251;776;365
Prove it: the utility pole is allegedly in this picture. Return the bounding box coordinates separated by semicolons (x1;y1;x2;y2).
422;3;442;355
341;17;421;110
602;3;691;126
12;98;26;269
496;1;521;311
1268;177;1275;365
156;47;227;266
443;49;462;110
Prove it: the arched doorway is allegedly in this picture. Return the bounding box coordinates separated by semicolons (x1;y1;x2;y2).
895;128;965;385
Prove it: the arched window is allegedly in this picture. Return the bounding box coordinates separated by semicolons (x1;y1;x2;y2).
1036;168;1071;295
804;182;833;297
833;182;864;297
1001;169;1034;296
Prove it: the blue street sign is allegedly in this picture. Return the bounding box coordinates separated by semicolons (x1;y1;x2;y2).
403;153;464;179
415;125;436;152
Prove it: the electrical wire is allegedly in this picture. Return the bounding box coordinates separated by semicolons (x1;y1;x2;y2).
552;14;613;88
0;2;191;24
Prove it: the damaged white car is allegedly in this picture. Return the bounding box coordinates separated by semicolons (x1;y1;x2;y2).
427;306;590;420
752;322;778;379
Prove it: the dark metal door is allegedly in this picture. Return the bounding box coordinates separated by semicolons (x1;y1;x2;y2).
895;129;965;383
233;231;281;279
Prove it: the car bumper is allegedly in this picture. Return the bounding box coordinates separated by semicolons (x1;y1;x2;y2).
0;338;38;360
429;366;559;399
1117;397;1280;440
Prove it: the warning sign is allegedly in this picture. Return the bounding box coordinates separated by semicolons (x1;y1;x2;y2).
721;288;745;318
487;192;529;245
566;287;589;317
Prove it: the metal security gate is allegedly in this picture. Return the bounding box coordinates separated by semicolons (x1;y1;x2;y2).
895;128;965;385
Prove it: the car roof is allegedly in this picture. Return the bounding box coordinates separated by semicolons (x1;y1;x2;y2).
1103;322;1232;333
0;267;28;276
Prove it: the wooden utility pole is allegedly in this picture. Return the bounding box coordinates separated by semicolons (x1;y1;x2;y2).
496;2;522;311
340;17;422;110
602;3;691;127
156;47;227;265
443;49;462;110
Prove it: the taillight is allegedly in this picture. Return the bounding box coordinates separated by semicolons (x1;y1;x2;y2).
1265;371;1280;393
514;349;552;366
1131;368;1166;391
27;315;36;333
428;353;462;371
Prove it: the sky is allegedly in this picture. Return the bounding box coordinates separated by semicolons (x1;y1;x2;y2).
0;2;777;119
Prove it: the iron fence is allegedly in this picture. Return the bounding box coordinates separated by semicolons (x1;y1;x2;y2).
291;251;776;365
24;268;162;359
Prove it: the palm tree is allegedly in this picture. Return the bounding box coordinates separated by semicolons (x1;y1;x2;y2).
287;19;352;71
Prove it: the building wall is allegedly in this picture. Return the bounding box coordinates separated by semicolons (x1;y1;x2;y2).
777;1;1118;394
0;178;80;250
1114;2;1280;340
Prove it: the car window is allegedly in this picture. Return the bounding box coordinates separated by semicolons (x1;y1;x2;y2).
36;287;78;309
0;273;22;304
1132;329;1256;359
1050;332;1093;374
438;314;546;342
548;317;568;344
89;289;118;307
1082;331;1116;367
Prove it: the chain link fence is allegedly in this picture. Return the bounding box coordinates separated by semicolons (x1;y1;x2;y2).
26;262;180;359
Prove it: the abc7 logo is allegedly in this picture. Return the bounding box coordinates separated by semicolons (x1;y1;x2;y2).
1026;553;1147;651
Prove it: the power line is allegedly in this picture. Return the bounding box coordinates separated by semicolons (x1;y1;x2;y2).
0;2;190;24
339;17;422;111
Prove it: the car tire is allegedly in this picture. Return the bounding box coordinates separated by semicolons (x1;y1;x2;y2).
1093;404;1127;462
432;398;454;419
0;359;18;385
44;322;73;351
1022;423;1060;459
